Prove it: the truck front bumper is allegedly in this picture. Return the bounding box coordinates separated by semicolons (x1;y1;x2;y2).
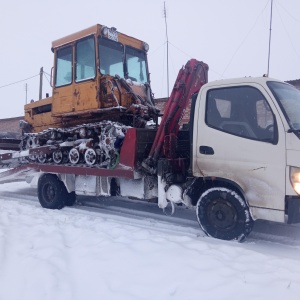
286;196;300;224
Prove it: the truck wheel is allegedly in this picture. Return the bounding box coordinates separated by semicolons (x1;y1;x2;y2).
65;192;76;206
38;174;66;209
196;187;253;242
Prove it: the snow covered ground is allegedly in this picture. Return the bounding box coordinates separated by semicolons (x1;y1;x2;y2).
0;181;300;300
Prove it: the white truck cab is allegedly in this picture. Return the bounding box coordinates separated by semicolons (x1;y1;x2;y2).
193;77;300;225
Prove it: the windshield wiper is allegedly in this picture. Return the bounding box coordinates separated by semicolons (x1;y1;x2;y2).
287;128;300;133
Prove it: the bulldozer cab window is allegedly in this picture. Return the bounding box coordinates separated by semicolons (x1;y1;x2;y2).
75;36;96;82
126;47;148;83
98;37;124;78
55;46;72;87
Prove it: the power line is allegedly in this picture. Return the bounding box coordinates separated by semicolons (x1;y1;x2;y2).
43;72;51;85
168;41;223;77
276;1;300;23
275;2;300;61
168;41;192;59
221;0;270;78
0;74;39;89
148;42;167;57
43;70;51;76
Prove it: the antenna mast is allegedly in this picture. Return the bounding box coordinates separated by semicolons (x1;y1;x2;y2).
164;2;170;96
39;67;43;100
267;0;273;76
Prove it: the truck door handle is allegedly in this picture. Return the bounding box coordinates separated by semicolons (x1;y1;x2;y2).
199;146;214;155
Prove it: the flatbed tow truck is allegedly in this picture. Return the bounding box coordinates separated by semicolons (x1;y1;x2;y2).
1;24;300;242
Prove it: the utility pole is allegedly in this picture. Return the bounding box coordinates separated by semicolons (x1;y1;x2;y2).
267;0;273;76
39;67;43;100
164;2;170;97
25;83;28;104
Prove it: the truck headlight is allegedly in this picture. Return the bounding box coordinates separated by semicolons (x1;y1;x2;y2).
290;167;300;194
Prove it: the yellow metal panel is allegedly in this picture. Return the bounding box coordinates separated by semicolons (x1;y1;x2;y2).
73;81;98;111
30;112;60;132
52;85;74;116
118;34;144;50
24;97;52;110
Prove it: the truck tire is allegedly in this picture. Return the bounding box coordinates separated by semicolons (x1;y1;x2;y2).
38;174;67;209
196;187;253;242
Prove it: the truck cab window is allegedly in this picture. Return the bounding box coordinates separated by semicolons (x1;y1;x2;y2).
98;37;124;78
256;100;275;132
75;36;96;82
55;46;72;87
206;86;276;143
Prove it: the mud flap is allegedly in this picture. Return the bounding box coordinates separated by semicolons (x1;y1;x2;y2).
287;197;300;224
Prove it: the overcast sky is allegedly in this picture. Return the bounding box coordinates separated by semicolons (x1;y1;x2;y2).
0;0;300;119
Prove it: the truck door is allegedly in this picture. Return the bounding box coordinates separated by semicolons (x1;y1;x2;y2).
194;83;286;222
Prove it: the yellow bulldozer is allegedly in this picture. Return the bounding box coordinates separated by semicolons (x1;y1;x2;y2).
23;24;158;134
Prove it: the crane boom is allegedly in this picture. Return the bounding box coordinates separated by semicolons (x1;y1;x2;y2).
142;59;208;173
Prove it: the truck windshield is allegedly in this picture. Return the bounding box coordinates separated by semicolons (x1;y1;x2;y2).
98;37;148;83
268;81;300;130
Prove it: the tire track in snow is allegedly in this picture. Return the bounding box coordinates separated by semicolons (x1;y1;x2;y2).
1;184;300;249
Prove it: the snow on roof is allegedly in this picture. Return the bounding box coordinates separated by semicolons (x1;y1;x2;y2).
0;116;23;133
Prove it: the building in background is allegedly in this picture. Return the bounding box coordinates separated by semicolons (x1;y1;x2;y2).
286;79;300;90
0;116;23;134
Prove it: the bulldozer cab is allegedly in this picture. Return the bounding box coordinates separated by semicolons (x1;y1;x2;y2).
51;24;150;116
24;24;154;132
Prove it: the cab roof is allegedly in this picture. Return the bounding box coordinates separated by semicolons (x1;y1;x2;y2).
203;76;286;89
51;24;146;51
